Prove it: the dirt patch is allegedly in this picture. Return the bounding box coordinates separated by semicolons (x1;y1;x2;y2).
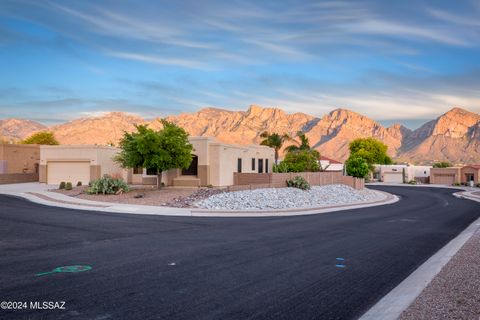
51;186;226;207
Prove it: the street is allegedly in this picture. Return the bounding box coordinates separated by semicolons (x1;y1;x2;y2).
0;186;478;320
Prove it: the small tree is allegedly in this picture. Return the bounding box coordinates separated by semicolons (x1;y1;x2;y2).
349;138;392;169
22;131;59;145
282;150;320;172
346;156;370;178
115;120;193;188
432;161;451;168
259;131;291;164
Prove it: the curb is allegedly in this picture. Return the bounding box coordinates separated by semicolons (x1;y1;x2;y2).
359;193;480;320
0;189;398;218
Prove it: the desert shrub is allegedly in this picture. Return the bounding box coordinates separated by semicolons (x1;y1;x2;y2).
87;175;130;195
286;176;310;190
476;183;480;188
433;161;452;168
65;182;72;190
452;182;461;186
77;181;82;187
272;162;289;173
59;181;66;189
407;180;417;185
345;156;370;178
282;150;319;172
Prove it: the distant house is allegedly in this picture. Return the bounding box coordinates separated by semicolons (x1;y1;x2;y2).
319;156;344;172
374;164;431;183
430;165;480;185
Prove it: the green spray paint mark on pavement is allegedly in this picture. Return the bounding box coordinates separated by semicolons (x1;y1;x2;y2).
36;265;92;277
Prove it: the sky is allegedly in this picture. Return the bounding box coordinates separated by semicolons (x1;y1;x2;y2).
1;0;480;129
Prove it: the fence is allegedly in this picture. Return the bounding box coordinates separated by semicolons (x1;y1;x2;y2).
0;173;39;185
230;172;364;191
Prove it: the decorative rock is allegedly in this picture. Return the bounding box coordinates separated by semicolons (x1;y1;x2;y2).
195;185;378;210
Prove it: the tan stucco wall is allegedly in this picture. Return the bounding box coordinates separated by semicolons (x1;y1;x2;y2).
0;144;40;174
430;167;461;184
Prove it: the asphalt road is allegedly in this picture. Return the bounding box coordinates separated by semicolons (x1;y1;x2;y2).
0;186;479;320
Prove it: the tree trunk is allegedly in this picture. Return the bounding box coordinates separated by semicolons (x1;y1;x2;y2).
157;170;163;189
275;149;279;165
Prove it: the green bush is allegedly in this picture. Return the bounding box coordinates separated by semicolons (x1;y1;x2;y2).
345;156;370;178
59;181;66;189
433;161;452;168
282;150;320;172
286;176;310;190
452;182;461;186
77;181;82;187
65;182;73;190
272;162;289;173
87;175;130;195
407;180;417;185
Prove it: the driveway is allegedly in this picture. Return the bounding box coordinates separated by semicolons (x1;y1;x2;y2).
0;186;478;320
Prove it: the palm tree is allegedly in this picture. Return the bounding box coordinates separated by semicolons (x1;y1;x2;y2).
285;131;320;158
260;131;291;164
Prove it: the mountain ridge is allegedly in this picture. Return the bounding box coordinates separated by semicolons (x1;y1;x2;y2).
2;105;480;164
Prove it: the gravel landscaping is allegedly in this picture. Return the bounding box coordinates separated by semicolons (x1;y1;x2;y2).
52;186;222;207
400;229;480;320
195;184;378;210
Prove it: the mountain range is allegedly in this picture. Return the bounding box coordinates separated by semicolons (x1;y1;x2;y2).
2;105;480;164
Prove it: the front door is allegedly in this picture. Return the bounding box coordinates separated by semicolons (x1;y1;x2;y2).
182;155;198;176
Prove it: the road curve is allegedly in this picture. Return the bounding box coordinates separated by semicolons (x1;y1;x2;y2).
0;186;478;320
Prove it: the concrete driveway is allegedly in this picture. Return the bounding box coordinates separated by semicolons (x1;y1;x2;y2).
0;186;478;319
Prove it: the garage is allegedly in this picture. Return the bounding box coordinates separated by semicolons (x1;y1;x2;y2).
47;161;90;185
382;172;404;183
432;174;456;185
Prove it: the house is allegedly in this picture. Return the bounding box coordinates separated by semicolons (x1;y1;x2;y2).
430;165;480;185
127;137;275;187
0;144;40;174
374;164;431;183
38;137;275;187
39;145;124;185
319;156;344;172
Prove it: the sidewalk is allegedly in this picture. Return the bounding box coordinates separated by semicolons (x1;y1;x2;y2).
0;182;398;217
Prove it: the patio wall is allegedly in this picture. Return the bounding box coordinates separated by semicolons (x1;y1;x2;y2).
0;173;39;185
231;172;364;191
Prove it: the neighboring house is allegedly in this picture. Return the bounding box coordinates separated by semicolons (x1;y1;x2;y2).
128;136;275;187
430;165;480;185
319;156;344;172
0;144;40;174
39;145;124;185
374;164;431;183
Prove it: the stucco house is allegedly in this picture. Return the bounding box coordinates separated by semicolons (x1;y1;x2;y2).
374;164;431;183
430;165;480;185
38;137;275;187
128;137;275;187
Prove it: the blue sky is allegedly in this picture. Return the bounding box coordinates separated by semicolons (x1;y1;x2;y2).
1;0;480;128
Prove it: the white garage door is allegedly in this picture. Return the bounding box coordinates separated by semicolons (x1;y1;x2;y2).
383;172;403;183
47;161;90;185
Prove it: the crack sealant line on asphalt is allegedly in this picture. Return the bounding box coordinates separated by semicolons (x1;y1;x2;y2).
359;196;480;320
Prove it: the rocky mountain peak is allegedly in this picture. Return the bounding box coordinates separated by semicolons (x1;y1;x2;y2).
430;107;480;138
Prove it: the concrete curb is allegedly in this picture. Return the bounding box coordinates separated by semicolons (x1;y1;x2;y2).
0;189;398;218
359;192;480;320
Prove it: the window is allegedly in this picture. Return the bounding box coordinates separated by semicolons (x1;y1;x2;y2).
252;158;256;171
266;159;269;173
133;167;142;174
258;159;264;173
146;168;157;176
237;158;242;173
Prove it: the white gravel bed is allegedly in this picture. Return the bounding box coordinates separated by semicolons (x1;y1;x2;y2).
195;184;379;210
